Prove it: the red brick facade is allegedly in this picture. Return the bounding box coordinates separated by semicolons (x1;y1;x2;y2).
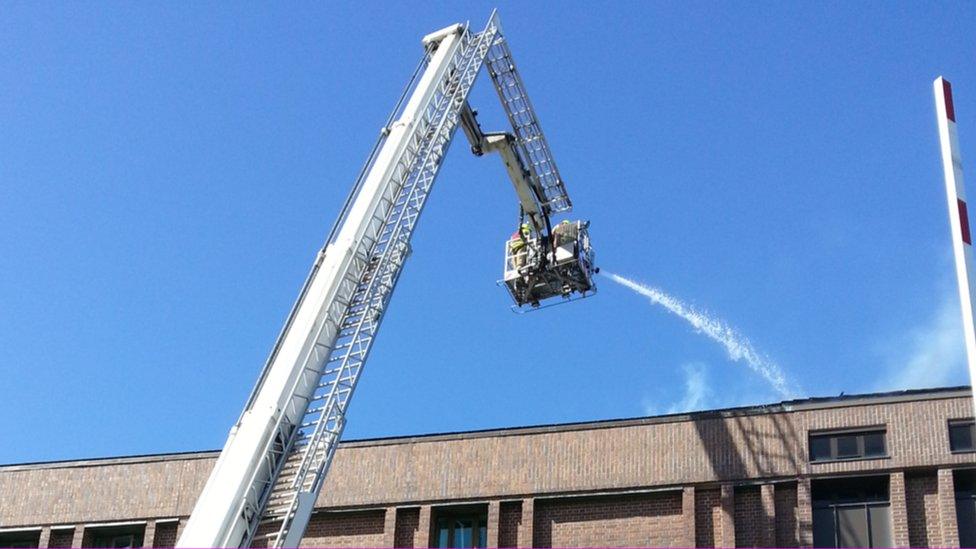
907;472;940;547
497;501;522;548
393;507;421;548
733;486;765;547
773;482;798;547
1;387;975;548
46;529;73;548
298;510;386;548
532;493;683;548
695;488;721;547
939;469;962;547
150;522;177;549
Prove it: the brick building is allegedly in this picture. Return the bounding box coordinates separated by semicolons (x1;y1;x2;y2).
2;386;976;548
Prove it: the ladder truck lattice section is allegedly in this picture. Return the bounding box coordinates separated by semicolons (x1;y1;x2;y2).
256;19;500;548
484;39;572;214
177;12;596;549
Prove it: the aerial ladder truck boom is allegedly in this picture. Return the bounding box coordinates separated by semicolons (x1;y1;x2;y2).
177;13;596;548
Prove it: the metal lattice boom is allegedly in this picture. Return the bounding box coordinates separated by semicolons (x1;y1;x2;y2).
176;12;582;549
253;16;501;548
485;37;573;214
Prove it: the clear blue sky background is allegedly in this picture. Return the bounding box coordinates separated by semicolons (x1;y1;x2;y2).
2;2;975;464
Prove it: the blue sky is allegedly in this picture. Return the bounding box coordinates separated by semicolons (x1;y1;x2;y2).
1;2;974;464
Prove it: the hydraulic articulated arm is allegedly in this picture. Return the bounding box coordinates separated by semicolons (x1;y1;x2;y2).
486;133;550;235
460;103;550;234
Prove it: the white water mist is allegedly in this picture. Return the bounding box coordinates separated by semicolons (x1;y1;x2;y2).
604;271;796;399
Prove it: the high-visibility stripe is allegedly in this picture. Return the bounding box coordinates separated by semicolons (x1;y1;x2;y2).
935;75;976;420
960;199;972;245
944;79;957;122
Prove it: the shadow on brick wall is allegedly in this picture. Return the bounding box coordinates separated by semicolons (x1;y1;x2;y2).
691;405;805;546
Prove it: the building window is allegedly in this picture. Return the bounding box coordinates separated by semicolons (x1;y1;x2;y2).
432;506;488;548
94;534;138;548
956;470;976;547
949;419;976;453
83;525;145;549
0;530;41;548
809;428;887;462
812;476;892;548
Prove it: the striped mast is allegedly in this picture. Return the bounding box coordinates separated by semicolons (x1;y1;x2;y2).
934;76;976;408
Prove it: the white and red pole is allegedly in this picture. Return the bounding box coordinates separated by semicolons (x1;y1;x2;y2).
934;77;976;400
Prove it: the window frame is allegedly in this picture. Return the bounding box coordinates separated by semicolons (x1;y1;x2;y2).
0;529;41;549
84;525;145;549
808;426;889;464
949;418;976;454
813;501;892;547
432;508;488;549
811;475;892;548
956;470;976;547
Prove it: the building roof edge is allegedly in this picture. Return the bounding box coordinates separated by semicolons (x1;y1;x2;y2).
3;385;969;471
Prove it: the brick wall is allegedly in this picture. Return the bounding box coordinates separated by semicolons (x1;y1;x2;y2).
892;471;910;546
733;486;764;547
797;478;813;547
393;507;420;548
939;469;961;548
906;471;940;547
47;528;74;548
298;510;385;548
533;492;683;548
695;488;721;548
2;393;975;528
320;395;975;509
152;521;179;548
498;501;522;548
2;390;976;548
0;454;213;527
774;482;798;547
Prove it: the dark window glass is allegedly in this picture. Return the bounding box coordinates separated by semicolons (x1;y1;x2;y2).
837;506;869;547
809;429;887;462
433;511;486;548
0;531;41;548
111;535;135;548
957;470;976;548
455;520;473;548
863;432;886;457
868;505;892;548
436;518;450;548
813;507;836;548
958;496;976;548
957;470;976;494
812;477;891;548
813;475;889;504
0;537;39;549
836;435;859;458
811;436;832;461
90;533;141;549
950;420;976;452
